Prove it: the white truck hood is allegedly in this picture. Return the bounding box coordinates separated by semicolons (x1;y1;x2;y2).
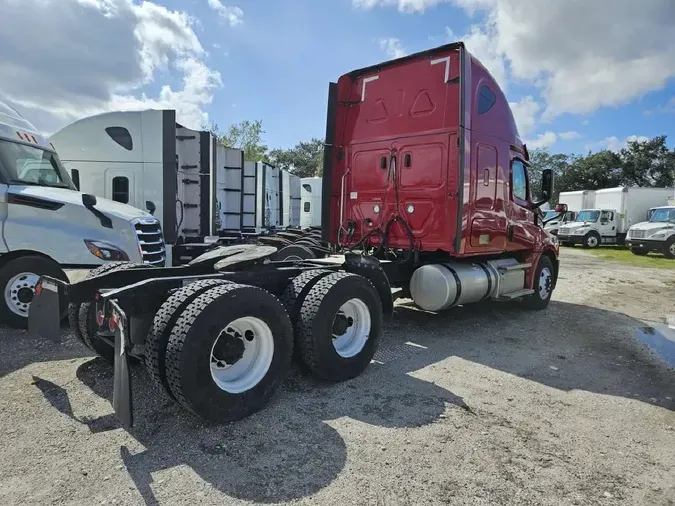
629;221;674;233
16;186;151;221
558;222;591;233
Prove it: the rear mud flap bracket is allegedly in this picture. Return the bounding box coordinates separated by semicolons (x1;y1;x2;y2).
110;300;133;429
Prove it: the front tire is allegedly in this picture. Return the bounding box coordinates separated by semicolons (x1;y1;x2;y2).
0;255;69;329
664;237;675;260
295;272;383;382
583;232;600;249
522;255;555;310
630;247;649;256
164;283;294;422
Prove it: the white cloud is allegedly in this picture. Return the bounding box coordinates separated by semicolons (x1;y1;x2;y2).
379;37;407;59
357;0;675;119
559;131;581;141
207;0;243;26
508;95;540;137
527;131;557;150
585;135;650;153
0;0;225;133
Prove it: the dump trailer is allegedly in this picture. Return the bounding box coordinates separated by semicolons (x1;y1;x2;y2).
28;41;561;428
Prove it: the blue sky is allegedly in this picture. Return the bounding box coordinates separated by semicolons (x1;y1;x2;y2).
2;0;674;156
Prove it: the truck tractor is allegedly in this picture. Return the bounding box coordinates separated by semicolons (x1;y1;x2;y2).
625;205;675;258
0;100;168;329
28;41;561;428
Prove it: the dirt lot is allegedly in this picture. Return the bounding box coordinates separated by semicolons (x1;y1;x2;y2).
1;248;674;506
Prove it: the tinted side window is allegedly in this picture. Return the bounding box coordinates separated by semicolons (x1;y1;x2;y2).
71;168;80;190
478;85;496;114
302;184;312;193
105;126;133;151
303;201;310;212
112;176;129;203
512;160;527;201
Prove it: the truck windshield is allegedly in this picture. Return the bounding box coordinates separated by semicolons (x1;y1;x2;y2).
543;211;558;220
575;210;600;223
649;208;675;223
0;139;75;189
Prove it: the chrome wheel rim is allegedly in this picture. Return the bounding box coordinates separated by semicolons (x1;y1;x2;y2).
4;272;39;317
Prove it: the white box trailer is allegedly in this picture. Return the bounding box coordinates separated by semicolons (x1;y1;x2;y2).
558;186;675;248
558;190;596;212
300;177;322;228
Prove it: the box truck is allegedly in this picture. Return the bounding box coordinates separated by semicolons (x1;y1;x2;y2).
30;41;561;429
543;190;594;237
0;100;166;328
557;186;675;248
625;205;675;258
50;111;302;265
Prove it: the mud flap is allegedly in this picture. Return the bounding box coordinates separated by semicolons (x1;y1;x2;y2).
28;276;65;342
110;300;133;429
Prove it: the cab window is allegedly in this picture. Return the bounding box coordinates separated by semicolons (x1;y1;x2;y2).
511;160;527;201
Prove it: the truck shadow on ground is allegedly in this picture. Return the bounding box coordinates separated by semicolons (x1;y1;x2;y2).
29;299;675;504
0;320;89;379
31;344;472;504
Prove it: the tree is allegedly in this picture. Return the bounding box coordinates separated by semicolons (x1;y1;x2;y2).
619;136;675;188
269;138;324;178
528;148;570;203
210;120;270;162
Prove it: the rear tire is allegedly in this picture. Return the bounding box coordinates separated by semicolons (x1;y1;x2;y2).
522;255;554;310
295;272;383;382
0;255;69;329
164;283;293;422
145;279;232;398
77;262;149;363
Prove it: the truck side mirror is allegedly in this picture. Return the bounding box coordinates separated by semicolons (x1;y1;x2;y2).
146;200;156;215
82;193;97;208
532;168;554;208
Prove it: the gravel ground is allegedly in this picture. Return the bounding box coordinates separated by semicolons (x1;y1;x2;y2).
1;249;674;506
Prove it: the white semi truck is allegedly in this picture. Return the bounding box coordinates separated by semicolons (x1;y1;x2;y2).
50;109;302;265
542;190;594;236
300;177;322;228
557;186;675;248
625;205;675;258
0;100;165;328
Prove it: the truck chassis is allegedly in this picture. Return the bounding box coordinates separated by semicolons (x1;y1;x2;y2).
30;237;408;428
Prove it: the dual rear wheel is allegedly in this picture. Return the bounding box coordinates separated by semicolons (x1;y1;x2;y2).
72;264;383;423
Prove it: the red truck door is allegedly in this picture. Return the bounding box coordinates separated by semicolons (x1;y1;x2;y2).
506;157;537;251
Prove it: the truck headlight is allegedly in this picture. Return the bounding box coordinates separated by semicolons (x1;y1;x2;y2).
84;240;130;261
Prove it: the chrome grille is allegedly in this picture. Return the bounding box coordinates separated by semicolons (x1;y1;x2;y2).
133;218;166;266
630;229;646;239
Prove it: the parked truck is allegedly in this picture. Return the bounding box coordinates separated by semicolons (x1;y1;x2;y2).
29;41;561;428
0;100;166;328
557;186;674;248
625;205;675;258
300;177;322;228
49;111;302;265
543;190;593;237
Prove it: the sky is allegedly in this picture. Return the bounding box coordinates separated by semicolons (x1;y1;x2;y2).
1;0;674;156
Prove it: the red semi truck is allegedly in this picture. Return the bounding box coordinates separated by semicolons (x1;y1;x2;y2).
28;41;562;427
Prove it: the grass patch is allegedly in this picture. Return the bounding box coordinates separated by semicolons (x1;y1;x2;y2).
575;245;675;269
